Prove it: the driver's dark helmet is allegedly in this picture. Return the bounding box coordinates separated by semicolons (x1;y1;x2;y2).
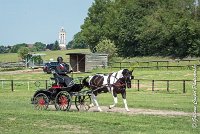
57;56;63;63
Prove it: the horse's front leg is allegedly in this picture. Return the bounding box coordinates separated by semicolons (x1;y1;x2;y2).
122;89;130;112
109;89;118;109
91;93;102;112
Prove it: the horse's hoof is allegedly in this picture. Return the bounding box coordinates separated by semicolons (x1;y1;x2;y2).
98;108;103;112
126;109;130;112
89;103;94;108
109;105;115;109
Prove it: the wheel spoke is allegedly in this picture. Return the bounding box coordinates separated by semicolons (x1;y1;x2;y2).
75;95;91;111
55;91;71;111
34;93;49;110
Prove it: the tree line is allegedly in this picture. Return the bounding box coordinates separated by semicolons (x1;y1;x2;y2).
70;0;200;58
0;41;62;61
0;40;61;54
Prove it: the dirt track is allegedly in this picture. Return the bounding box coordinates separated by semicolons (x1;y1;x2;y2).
0;69;43;75
72;105;199;116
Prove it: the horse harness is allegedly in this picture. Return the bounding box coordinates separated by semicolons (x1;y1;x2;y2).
108;72;126;87
90;72;127;93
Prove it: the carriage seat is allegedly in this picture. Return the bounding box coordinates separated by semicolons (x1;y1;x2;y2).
51;74;66;87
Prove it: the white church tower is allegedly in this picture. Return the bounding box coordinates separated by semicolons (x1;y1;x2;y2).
59;27;66;49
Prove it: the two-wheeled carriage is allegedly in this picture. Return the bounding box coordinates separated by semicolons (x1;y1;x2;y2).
31;74;92;111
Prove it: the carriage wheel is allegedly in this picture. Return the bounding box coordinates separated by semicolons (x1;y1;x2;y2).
55;91;71;111
75;95;91;111
34;93;49;110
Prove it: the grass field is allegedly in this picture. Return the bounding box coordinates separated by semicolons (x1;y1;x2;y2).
0;90;199;134
0;68;200;133
0;50;200;133
0;49;90;63
0;85;199;133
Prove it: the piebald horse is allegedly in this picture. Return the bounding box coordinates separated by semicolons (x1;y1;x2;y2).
82;69;134;112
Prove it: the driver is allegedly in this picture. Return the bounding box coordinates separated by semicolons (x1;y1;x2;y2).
55;57;73;87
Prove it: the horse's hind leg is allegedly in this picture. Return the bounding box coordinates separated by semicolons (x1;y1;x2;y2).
122;90;130;112
91;94;102;112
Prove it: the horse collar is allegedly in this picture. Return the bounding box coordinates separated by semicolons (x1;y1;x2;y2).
114;72;118;79
107;73;112;84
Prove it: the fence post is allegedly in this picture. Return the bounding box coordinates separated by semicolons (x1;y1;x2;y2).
137;80;140;91
167;80;169;92
156;62;159;70
45;80;48;89
152;80;154;91
110;62;113;71
192;64;198;128
120;62;122;69
183;80;186;93
167;61;169;70
27;81;30;91
1;81;3;90
11;80;14;92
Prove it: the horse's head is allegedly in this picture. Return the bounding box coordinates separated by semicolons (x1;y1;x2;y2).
122;69;134;88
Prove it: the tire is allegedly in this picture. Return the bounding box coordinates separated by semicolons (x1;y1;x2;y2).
54;91;71;111
75;94;91;111
33;93;49;110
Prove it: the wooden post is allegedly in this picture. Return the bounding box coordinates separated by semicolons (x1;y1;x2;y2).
167;80;169;92
11;80;14;92
137;80;140;91
183;80;186;93
1;80;3;90
76;55;79;72
167;61;169;70
120;62;122;69
156;62;158;70
27;81;30;91
45;80;48;89
152;80;154;91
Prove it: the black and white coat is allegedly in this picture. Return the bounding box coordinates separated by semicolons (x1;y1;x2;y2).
83;69;133;112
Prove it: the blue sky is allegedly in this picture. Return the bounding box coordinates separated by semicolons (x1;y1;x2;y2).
0;0;94;46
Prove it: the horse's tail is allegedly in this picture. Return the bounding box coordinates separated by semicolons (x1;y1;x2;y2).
82;76;90;88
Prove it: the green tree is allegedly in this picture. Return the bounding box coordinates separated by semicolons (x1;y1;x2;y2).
0;46;10;53
96;39;117;60
10;43;28;53
17;47;30;60
52;40;60;50
67;40;73;49
32;42;46;51
80;0;112;52
69;32;88;49
77;0;200;58
136;0;200;58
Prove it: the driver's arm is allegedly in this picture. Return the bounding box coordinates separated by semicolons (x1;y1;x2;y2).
56;65;66;75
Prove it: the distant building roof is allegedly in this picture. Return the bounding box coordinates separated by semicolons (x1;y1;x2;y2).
66;52;108;56
28;53;46;56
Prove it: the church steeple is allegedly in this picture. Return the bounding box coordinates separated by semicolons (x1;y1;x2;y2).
59;27;66;49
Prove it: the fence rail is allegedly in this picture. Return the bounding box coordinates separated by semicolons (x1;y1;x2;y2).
0;79;198;93
132;79;200;93
0;62;25;68
0;79;49;91
109;59;200;69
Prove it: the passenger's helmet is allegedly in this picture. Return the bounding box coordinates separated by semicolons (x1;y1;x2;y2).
57;57;63;63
